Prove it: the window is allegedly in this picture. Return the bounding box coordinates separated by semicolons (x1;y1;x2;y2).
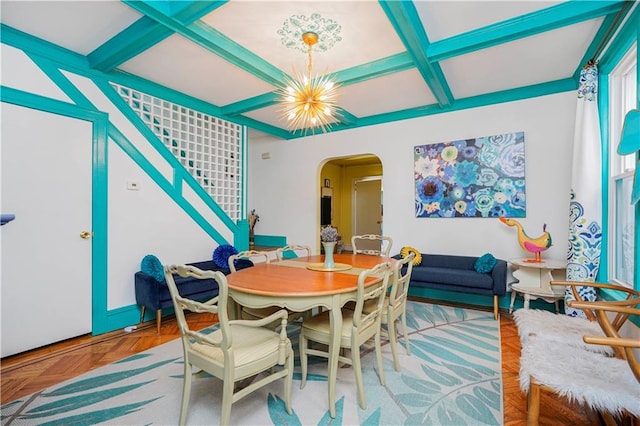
608;44;637;287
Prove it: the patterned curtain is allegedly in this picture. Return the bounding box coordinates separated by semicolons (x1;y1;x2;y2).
565;62;603;317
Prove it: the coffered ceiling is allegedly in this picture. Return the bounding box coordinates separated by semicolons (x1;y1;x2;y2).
0;1;635;141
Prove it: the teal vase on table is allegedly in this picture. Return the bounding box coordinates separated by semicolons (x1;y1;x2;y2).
322;242;336;269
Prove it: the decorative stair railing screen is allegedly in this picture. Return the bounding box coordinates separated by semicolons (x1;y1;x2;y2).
112;84;242;222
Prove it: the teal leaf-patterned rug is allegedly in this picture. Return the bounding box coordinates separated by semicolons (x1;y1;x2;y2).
1;302;503;425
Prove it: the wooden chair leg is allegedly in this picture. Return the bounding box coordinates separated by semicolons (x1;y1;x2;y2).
493;295;499;320
139;305;146;324
527;380;541;426
156;309;162;334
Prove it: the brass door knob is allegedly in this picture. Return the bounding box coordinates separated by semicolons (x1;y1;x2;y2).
80;231;93;239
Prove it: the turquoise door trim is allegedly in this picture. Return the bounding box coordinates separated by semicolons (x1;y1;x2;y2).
0;86;113;335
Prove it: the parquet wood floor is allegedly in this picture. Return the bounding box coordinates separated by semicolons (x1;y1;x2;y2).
1;309;603;425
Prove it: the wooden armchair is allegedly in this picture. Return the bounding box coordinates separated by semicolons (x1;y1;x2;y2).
520;301;640;425
513;280;639;355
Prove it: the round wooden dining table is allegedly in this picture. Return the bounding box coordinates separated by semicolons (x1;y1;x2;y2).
226;253;395;418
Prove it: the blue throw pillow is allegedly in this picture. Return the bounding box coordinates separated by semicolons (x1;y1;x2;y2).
474;253;497;274
213;244;238;269
141;254;165;282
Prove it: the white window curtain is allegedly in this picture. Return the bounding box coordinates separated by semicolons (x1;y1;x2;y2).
565;62;603;317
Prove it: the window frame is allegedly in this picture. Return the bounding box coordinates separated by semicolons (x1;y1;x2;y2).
607;44;637;288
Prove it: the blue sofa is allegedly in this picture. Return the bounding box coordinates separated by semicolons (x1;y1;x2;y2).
134;259;252;333
394;253;507;319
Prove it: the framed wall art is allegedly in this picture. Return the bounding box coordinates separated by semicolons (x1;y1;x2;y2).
414;131;526;218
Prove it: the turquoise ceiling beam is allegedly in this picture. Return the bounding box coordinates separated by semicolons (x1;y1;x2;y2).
222;93;278;116
299;78;576;138
221;52;415;116
338;109;358;126
334;52;415;86
89;1;227;72
122;0;287;86
379;0;454;108
428;1;626;62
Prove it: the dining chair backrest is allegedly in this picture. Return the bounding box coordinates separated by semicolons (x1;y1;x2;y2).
352;261;393;331
276;244;312;261
389;252;415;313
351;234;393;257
164;265;230;355
228;250;270;273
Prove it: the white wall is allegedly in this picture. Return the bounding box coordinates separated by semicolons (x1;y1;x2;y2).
107;142;220;309
248;92;576;265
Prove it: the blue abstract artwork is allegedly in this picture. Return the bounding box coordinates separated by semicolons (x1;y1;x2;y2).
414;132;526;218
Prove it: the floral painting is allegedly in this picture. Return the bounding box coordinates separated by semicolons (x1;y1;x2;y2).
414;132;526;218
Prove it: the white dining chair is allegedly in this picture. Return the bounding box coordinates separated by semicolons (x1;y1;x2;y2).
164;264;293;425
362;252;415;371
299;261;393;410
275;244;312;261
229;250;305;325
351;234;393;257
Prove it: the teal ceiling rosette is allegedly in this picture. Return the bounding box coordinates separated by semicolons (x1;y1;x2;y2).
277;13;342;53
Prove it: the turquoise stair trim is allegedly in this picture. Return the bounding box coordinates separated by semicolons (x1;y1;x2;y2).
1;24;89;71
95;79;239;232
5;41;247;335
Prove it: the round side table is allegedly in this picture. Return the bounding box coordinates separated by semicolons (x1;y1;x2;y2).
508;258;567;313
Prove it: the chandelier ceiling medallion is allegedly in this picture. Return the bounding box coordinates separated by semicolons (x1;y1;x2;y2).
277;14;342;135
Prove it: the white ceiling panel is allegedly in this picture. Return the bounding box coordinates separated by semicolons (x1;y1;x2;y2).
340;68;438;118
201;1;405;73
0;1;140;55
415;1;561;42
119;34;275;106
442;17;603;99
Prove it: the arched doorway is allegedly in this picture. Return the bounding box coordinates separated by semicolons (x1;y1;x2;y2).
319;154;382;252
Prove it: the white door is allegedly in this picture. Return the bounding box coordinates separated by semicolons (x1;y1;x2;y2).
353;178;382;252
1;103;93;357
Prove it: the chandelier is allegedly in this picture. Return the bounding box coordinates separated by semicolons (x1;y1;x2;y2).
278;31;341;134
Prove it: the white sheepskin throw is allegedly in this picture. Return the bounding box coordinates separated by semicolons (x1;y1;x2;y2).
519;336;640;417
513;309;613;355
